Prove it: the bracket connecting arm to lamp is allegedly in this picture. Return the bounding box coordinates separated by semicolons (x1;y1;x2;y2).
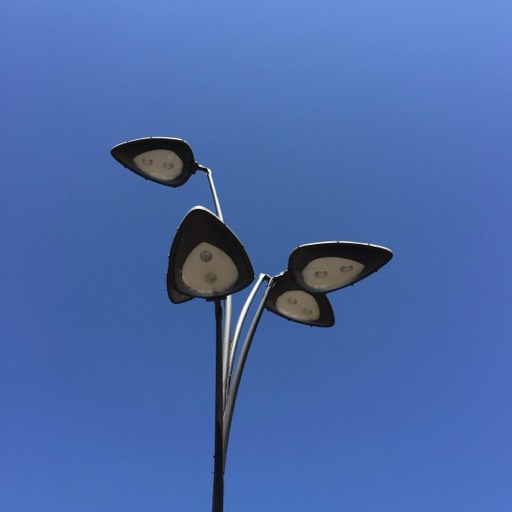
110;135;393;512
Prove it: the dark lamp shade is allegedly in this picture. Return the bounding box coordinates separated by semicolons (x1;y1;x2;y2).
167;285;194;305
111;137;196;187
288;242;393;293
167;206;254;300
265;274;334;327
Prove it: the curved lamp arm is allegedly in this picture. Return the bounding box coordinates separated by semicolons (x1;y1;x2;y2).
227;273;270;383
197;165;224;222
222;276;274;461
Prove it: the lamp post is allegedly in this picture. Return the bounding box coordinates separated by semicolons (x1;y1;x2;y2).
110;136;393;511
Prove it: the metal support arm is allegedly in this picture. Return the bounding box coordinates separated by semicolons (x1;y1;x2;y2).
222;277;273;461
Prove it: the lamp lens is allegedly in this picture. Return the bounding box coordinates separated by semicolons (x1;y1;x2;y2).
276;291;320;321
302;257;364;291
181;242;239;295
133;149;183;180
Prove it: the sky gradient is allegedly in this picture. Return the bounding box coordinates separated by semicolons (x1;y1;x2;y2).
2;1;512;510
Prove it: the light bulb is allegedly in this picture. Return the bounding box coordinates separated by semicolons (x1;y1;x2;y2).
205;272;217;283
200;250;213;262
340;265;353;273
287;297;298;305
314;270;328;278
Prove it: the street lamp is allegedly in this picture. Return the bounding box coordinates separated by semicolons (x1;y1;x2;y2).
168;206;254;300
110;136;393;512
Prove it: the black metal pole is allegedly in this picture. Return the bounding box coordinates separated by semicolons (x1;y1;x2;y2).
212;299;224;512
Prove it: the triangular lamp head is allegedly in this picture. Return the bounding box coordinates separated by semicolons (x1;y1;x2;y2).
111;137;197;187
288;241;393;293
265;273;335;327
167;207;254;300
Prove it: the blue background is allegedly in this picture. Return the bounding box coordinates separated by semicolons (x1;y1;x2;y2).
2;1;512;510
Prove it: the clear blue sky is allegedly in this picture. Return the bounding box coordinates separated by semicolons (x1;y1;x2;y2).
2;1;512;510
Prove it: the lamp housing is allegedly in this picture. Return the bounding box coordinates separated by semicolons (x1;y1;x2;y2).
167;206;254;300
288;241;393;293
265;273;335;327
111;137;197;187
